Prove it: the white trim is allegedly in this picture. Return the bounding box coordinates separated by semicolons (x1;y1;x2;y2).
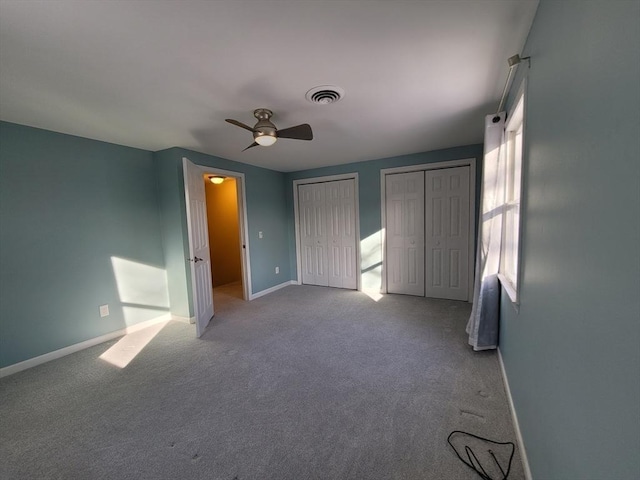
171;315;194;324
292;173;361;291
498;273;520;311
380;158;477;300
0;314;172;378
293;172;358;184
185;159;253;303
498;348;532;480
250;280;295;300
500;80;528;307
380;158;476;176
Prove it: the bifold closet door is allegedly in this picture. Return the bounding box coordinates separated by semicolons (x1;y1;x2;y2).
299;179;357;289
425;166;470;300
299;183;328;286
385;171;425;296
326;180;357;289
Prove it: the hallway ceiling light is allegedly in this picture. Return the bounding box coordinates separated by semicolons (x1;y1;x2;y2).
208;175;225;185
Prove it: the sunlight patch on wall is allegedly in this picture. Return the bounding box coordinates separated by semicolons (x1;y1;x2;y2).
111;257;170;324
99;319;169;368
360;229;384;301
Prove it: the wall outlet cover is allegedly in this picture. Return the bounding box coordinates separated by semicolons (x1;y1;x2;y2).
99;304;109;317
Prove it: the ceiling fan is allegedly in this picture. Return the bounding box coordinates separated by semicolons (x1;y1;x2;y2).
225;109;313;151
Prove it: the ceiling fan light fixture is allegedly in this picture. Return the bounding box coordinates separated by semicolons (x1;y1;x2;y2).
254;132;277;146
226;108;312;151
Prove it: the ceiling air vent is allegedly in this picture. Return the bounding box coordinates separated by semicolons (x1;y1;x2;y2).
306;85;345;105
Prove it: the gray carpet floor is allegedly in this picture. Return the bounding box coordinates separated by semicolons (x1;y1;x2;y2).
0;285;524;480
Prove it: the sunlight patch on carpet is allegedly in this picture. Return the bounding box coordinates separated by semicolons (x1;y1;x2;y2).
99;320;169;368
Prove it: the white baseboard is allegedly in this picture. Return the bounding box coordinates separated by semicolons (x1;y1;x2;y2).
0;314;172;379
249;280;295;300
498;347;532;480
171;315;194;324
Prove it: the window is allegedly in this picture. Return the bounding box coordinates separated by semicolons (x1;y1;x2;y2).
500;92;525;302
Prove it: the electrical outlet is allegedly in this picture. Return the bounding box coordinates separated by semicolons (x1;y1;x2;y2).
258;231;264;239
275;266;279;274
99;304;109;317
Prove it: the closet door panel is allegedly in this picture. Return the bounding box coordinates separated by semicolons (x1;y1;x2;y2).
299;183;328;286
299;179;357;289
425;166;469;300
385;172;425;296
327;180;357;289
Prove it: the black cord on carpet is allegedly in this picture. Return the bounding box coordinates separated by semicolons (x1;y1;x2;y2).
447;430;515;480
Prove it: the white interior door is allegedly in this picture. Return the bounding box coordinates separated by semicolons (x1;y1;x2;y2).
183;157;214;337
425;166;470;300
385;171;425;296
326;180;357;289
299;183;328;286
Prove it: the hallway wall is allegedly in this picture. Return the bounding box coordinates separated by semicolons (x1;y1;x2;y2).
205;177;242;287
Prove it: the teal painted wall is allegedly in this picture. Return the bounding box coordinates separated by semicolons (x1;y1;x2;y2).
153;147;290;318
499;1;640;478
0;122;168;368
153;148;191;318
284;145;484;290
0;123;480;371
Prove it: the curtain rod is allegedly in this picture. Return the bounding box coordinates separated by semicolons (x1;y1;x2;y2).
495;54;530;118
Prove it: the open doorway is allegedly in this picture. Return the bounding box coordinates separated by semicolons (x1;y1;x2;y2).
202;171;250;303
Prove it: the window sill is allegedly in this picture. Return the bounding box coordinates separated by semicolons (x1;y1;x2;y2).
498;274;519;309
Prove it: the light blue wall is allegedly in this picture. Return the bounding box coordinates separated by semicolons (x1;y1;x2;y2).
0;122;168;368
499;1;640;478
153;147;290;318
284;145;484;289
153;148;191;318
0;127;293;368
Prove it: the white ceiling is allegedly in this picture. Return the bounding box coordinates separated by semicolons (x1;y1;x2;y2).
0;0;538;172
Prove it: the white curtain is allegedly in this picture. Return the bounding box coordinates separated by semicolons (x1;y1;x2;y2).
467;113;507;350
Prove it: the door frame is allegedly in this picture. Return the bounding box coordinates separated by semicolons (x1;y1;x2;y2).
380;158;476;301
293;173;361;290
184;159;253;303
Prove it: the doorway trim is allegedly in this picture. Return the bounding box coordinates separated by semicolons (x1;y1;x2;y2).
198;165;253;301
293;173;361;291
380;158;476;300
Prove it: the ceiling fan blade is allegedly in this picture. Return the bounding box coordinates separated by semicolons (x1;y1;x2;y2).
226;119;254;132
276;124;313;141
242;142;259;152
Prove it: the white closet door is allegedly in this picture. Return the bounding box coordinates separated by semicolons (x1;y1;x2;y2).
299;183;328;286
326;180;357;289
385;172;425;296
425;166;470;300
